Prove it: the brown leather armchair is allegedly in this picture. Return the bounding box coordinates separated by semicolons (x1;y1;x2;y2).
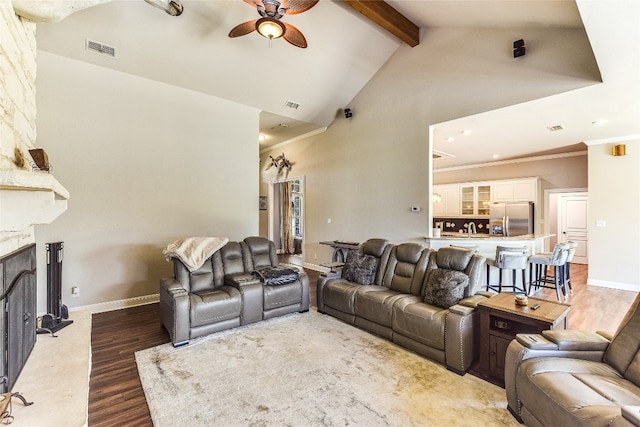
505;300;640;426
160;241;245;347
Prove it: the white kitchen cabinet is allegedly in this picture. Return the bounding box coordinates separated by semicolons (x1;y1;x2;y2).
433;178;538;218
492;178;538;203
433;184;460;216
460;183;491;216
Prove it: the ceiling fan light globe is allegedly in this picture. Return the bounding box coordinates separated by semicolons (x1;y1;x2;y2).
256;17;285;39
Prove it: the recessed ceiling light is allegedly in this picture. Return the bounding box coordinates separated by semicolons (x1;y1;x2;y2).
547;125;565;132
461;130;472;136
447;137;455;142
492;154;500;159
592;120;608;126
259;134;266;141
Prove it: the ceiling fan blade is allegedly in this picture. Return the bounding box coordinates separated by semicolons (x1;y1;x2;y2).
229;20;257;38
242;0;264;8
283;22;308;48
281;0;319;15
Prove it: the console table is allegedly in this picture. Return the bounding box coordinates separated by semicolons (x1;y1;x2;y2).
319;240;359;263
476;293;570;387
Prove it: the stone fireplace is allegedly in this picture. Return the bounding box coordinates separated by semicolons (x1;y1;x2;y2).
1;1;70;392
1;2;70;257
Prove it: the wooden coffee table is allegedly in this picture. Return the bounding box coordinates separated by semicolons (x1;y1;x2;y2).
476;293;571;387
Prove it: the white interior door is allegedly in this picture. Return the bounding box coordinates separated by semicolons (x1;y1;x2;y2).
559;193;588;264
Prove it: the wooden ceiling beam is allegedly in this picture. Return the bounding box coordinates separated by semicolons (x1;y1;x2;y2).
342;0;420;47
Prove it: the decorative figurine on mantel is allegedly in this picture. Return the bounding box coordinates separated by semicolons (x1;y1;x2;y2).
28;149;51;172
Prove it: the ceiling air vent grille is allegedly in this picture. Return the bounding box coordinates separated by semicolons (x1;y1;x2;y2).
86;39;117;58
547;125;565;132
284;100;300;110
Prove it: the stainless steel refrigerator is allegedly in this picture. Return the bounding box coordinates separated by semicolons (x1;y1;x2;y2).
489;202;534;236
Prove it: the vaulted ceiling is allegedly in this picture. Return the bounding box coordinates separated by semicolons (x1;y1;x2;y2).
34;0;640;167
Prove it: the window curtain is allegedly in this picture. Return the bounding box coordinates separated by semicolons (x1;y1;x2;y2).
281;181;295;254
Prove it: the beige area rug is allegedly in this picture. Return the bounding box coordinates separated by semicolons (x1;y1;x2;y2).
136;309;519;426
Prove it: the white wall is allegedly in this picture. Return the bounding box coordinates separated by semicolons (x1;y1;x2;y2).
587;138;640;290
34;52;260;312
260;25;600;265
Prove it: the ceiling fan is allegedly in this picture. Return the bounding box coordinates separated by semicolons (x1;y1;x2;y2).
228;0;319;48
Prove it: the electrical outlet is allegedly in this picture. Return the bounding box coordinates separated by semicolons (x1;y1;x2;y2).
71;286;79;297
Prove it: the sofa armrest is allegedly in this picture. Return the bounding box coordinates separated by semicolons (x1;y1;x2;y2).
622;406;640;426
449;304;474;316
316;271;342;312
225;273;264;325
445;308;479;373
458;292;492;309
159;278;190;347
505;332;609;416
541;330;611;351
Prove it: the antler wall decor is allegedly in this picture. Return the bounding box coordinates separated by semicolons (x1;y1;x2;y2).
265;153;293;175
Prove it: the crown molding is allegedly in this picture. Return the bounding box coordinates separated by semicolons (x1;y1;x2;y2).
435;150;587;173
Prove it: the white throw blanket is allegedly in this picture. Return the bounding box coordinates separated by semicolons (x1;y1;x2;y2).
162;237;229;272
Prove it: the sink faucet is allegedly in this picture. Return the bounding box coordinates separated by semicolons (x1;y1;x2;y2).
467;222;477;237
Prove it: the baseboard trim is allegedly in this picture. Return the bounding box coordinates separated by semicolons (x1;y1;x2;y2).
587;279;640;293
69;294;160;314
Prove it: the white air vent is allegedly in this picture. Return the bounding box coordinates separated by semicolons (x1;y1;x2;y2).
547;125;565;132
284;101;300;110
86;39;117;58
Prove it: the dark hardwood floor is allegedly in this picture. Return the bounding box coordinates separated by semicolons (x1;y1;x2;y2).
88;262;635;426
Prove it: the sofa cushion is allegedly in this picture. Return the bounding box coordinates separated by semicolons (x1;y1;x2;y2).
422;269;468;308
189;286;242;328
392;296;447;350
354;286;404;327
263;281;302;311
322;279;360;314
435;246;473;271
342;250;378;285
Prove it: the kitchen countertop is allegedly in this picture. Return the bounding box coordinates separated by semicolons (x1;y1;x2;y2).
426;233;553;241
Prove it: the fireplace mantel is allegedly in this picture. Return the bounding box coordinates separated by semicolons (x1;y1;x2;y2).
0;169;69;233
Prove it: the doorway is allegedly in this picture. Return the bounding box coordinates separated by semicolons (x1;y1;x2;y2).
558;193;588;264
268;177;305;262
547;190;588;265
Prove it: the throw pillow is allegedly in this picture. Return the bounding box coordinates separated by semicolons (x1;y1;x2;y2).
423;269;469;308
342;250;378;285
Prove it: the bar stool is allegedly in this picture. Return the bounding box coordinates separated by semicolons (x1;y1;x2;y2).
564;241;578;294
528;243;570;302
486;246;529;294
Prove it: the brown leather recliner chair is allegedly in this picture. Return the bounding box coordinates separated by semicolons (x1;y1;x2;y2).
505;300;640;426
160;241;245;347
242;237;310;320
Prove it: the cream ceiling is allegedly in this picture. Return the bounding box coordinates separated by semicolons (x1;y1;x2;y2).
34;0;640;167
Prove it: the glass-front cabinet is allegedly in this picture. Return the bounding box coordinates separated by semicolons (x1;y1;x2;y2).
477;185;491;215
461;186;475;215
460;184;491;216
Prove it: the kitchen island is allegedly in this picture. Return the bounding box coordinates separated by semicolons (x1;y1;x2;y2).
425;233;554;288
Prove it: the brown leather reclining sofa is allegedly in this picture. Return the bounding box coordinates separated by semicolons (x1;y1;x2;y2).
317;238;490;374
160;236;309;347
